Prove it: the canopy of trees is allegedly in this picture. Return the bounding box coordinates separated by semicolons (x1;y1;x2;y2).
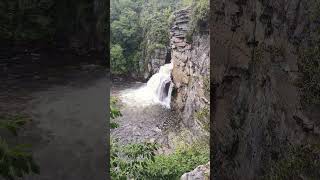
0;0;106;52
110;0;194;76
110;0;210;76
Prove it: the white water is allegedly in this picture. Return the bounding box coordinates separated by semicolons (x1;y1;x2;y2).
120;62;174;108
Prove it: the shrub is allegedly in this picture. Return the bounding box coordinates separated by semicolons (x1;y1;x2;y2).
265;144;320;179
0;114;39;180
110;96;121;128
111;44;127;75
141;142;209;179
191;0;209;27
298;46;320;106
110;140;158;179
110;139;209;180
195;107;210;132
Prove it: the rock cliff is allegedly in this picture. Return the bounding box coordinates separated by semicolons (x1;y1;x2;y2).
170;8;210;135
211;0;320;179
143;47;170;80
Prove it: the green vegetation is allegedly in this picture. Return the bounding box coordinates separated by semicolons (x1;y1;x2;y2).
110;0;210;75
298;47;320;106
111;44;127;74
111;0;180;75
110;97;209;179
110;1;210;179
0;0;106;50
0;0;54;41
253;42;266;63
141;142;209;179
110;96;122;129
186;0;209;42
191;0;209;27
111;139;209;180
297;0;320;106
140;2;173;62
195;107;210;132
265;144;320;179
0;114;39;180
110;0;209;75
203;76;210;96
110;140;158;179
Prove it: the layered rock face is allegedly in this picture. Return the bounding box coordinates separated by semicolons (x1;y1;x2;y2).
170;8;210;134
211;0;320;179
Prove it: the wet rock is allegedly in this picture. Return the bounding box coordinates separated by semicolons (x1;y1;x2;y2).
111;84;181;146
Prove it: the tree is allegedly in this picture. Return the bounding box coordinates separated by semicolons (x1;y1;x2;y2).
111;44;126;74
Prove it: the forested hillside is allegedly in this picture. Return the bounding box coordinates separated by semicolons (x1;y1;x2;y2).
0;0;106;54
110;0;211;179
110;0;196;77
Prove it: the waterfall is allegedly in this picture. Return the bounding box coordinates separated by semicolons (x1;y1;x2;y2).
146;62;174;108
120;62;174;108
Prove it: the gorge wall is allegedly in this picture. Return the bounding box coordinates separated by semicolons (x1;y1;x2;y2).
211;0;320;179
170;8;210;136
143;47;169;80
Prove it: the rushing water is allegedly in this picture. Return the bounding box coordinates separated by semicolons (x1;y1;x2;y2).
111;62;178;146
120;62;174;108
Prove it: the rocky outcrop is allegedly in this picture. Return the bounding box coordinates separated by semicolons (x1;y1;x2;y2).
170;8;210;135
143;48;169;79
211;0;320;179
181;162;210;180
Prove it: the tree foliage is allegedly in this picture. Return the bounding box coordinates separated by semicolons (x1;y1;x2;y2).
265;144;320;179
0;0;105;50
111;44;127;74
110;0;185;75
110;139;209;180
186;0;209;42
0;0;54;41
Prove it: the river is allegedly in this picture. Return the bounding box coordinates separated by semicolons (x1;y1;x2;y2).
111;63;182;154
0;54;181;179
1;60;107;179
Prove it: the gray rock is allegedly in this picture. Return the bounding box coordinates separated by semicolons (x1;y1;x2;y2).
180;162;210;180
170;8;210;135
211;0;320;179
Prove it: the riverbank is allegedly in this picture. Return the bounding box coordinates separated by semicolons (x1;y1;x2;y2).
111;81;184;154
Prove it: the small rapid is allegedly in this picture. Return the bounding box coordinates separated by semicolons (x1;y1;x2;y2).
120;62;174;108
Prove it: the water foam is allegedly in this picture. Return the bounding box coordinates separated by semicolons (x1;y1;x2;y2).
120;62;174;108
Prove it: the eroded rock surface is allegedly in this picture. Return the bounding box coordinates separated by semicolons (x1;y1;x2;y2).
143;48;169;80
170;8;210;136
211;0;320;179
